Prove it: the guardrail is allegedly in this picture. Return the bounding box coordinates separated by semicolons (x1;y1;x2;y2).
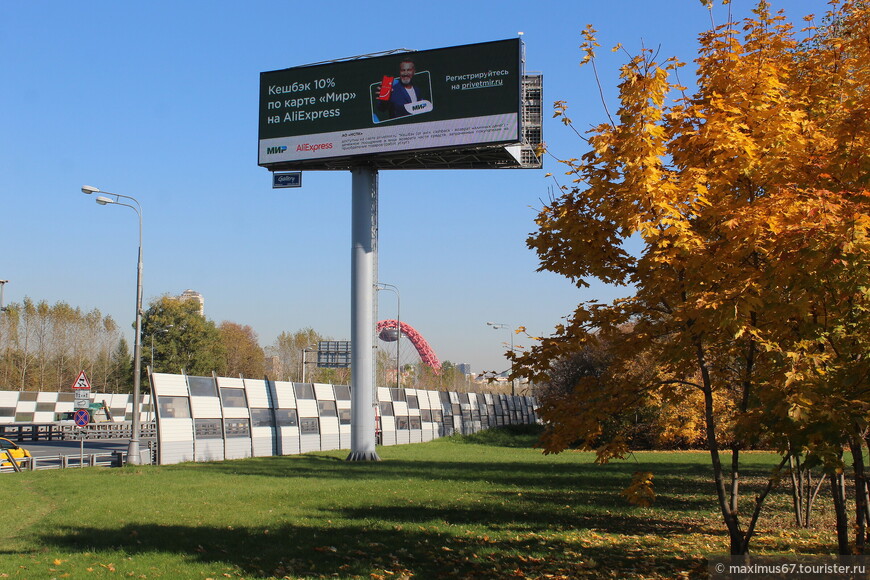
0;422;156;442
0;423;65;441
1;441;157;473
0;452;125;472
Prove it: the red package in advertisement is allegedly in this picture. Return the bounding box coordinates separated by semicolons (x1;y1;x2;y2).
377;76;394;100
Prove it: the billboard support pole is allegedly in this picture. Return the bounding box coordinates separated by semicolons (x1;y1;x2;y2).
347;166;381;461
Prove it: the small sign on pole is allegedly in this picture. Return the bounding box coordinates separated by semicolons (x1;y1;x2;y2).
273;172;302;188
72;370;92;409
71;371;91;390
74;409;90;427
74;391;90;409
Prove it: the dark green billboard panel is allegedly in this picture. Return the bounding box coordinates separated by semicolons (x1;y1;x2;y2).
258;39;521;168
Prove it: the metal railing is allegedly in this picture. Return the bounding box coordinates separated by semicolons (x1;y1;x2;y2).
1;452;123;472
1;441;157;473
0;423;66;441
0;422;156;442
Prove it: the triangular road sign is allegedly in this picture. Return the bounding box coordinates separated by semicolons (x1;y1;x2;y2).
71;370;92;390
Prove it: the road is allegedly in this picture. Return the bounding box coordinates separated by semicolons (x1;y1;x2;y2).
22;438;155;457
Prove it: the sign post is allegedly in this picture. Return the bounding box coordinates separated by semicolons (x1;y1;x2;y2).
346;167;380;461
71;372;92;467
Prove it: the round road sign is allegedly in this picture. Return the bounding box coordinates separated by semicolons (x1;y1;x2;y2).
73;409;90;427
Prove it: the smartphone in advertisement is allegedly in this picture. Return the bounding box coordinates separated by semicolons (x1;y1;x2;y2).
377;76;394;100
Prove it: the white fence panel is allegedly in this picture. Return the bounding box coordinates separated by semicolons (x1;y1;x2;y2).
158;418;195;465
313;383;334;401
0;392;18;422
272;381;300;455
193;418;225;462
393;400;410;445
299;416;321;453
244;379;271;408
333;385;352;448
217;378;252;460
218;378;251;419
152;373;194;465
277;425;301;455
337;403;352;448
314;384;339;450
33;391;57;423
246;379;277;457
380;415;397;446
420;390;439;442
273;380;297;408
224;419;253;460
406;389;423;444
153;373;189;396
190;396;222;417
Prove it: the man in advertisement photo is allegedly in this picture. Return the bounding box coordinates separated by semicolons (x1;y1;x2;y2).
374;57;433;122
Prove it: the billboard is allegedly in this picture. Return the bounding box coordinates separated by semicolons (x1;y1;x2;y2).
258;39;522;169
317;341;352;368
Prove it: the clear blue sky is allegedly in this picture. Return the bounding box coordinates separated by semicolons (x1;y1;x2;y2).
0;1;830;375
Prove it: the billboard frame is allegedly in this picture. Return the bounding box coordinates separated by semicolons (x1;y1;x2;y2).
317;341;352;368
258;39;541;171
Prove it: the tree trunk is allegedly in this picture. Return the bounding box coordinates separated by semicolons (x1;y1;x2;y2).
864;437;870;531
805;467;826;528
732;334;755;515
831;470;851;555
730;444;740;515
855;436;870;553
697;342;746;553
789;454;804;527
741;456;789;553
709;439;745;553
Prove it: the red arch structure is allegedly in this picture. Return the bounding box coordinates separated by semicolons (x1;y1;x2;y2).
376;320;442;373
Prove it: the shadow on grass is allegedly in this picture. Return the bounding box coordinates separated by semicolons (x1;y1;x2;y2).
333;501;718;536
186;453;744;513
445;424;546;447
36;519;709;579
180;452;801;530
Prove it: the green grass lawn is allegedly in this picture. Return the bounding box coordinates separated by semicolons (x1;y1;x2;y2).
0;426;838;579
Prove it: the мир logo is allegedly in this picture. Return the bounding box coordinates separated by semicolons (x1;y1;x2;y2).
266;146;288;154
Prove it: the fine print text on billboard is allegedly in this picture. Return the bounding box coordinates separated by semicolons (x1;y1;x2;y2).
258;39;521;168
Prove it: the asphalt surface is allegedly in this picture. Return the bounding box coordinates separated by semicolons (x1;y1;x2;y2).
21;438;154;457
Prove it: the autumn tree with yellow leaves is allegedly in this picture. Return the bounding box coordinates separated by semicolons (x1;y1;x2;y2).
515;0;869;555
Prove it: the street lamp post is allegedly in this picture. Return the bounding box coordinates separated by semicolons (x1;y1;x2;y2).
376;282;400;389
301;344;317;383
0;281;7;374
486;322;516;396
82;185;144;465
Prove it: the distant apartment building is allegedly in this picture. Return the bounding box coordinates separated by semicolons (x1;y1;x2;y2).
457;363;472;376
178;289;204;316
264;355;283;379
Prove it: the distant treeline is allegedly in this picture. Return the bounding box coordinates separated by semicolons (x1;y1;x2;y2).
0;298;131;392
